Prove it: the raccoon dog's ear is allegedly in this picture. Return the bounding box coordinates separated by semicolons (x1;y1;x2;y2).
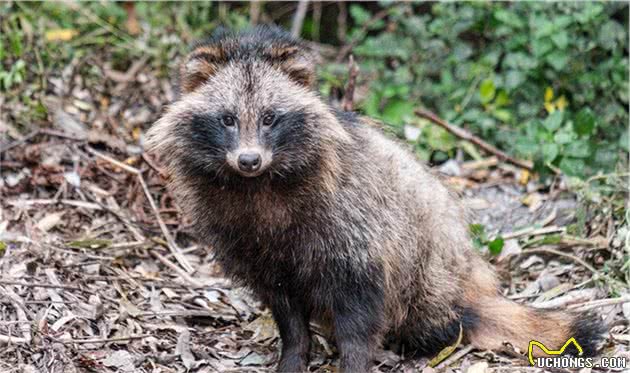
268;44;316;88
179;45;227;94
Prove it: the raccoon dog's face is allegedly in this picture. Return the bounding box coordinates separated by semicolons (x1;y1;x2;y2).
147;27;344;186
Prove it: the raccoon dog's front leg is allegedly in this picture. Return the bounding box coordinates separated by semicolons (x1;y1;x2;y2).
333;280;384;373
270;295;311;372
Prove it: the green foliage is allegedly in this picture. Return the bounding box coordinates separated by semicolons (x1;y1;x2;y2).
469;224;505;255
2;1;628;181
331;2;628;178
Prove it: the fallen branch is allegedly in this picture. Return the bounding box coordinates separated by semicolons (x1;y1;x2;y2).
0;334;29;344
61;334;150;344
520;247;599;275
0;280;94;294
415;108;534;171
150;250;204;288
341;55;359;112
87;147;194;273
568;296;630;312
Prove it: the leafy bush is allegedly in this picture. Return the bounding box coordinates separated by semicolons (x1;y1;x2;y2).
323;2;628;178
2;2;628;179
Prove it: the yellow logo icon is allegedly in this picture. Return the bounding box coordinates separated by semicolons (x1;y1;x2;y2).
528;337;583;366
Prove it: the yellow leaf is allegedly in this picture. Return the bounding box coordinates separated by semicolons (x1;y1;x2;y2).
428;324;463;367
132;127;142;141
544;87;554;103
555;95;568;111
124;156;139;165
519;169;530;185
544;102;556;114
45;29;78;42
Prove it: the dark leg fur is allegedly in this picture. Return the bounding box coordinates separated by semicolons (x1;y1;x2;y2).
332;276;385;373
270;295;311;372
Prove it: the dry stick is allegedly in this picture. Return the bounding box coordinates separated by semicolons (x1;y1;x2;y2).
341;55;359;112
434;345;474;370
502;226;565;240
0;334;29;344
291;0;309;37
87;147;194;273
415;108;535;171
61;334;150;344
0;280;94;294
568;296;630;312
150;250;204;288
249;1;261;26
521;247;599;275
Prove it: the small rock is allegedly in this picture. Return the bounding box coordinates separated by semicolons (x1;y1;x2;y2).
102;350;135;372
438;159;461;176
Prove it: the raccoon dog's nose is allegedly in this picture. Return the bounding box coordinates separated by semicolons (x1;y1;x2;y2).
238;152;262;172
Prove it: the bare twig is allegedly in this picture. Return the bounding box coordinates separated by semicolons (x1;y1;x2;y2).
61;334;150;344
435;345;474;369
568;296;630;312
150;250;204;288
291;1;309;38
415;108;534;171
0;334;29;344
311;1;322;41
501;226;565;240
0;129;40;153
249;1;261;25
87;147;194;273
341;55;359;112
336;2;347;43
520;247;599;275
0;280;95;294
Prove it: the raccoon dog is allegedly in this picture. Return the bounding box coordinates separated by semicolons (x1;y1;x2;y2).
146;26;605;372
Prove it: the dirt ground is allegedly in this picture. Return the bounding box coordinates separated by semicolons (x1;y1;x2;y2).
1;45;628;373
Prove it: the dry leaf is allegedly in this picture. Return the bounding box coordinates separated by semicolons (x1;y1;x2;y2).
102;350;135;372
45;29;78;42
466;361;489;373
176;329;196;370
428;323;463;367
36;212;65;232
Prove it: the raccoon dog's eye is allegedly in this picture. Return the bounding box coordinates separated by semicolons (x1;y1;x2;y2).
222;115;236;127
262;112;275;127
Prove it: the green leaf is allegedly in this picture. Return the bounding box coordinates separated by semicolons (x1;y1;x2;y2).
515;138;539;157
542;143;559;163
546;51;569;71
469;223;485;237
494;9;524;29
505;70;525;90
554;127;577;144
492;109;512;123
551;31;569;49
543;111;563;132
479;79;496;104
564;140;591;158
488;237;505;256
349;4;371;25
619;131;629;152
381;100;414;127
559;157;586;177
574;108;596;136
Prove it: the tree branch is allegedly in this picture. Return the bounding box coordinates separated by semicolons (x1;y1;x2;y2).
341;55;359;112
415;108;534;171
